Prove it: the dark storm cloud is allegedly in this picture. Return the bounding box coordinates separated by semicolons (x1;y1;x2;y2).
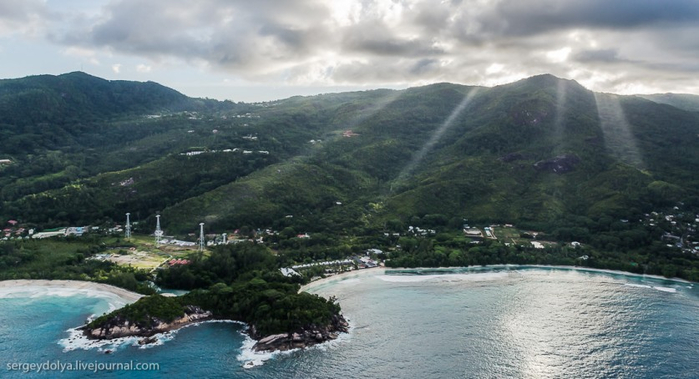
22;0;699;94
573;49;622;63
343;34;445;57
54;0;332;70
487;0;699;36
410;58;440;75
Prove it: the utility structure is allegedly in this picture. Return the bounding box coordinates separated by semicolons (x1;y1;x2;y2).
125;213;131;240
154;215;163;246
199;223;205;252
222;233;227;245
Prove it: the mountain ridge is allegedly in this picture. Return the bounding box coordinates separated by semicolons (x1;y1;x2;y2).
1;73;697;237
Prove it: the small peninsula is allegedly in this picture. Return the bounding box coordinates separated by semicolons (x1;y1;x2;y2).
83;283;349;352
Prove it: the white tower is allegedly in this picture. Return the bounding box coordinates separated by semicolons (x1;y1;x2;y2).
222;233;227;245
125;213;131;240
154;215;163;246
199;223;205;252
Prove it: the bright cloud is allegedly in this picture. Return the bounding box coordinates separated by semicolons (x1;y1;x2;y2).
2;0;699;100
136;64;152;73
547;47;572;63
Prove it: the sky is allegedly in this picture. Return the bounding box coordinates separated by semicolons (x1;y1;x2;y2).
2;0;699;102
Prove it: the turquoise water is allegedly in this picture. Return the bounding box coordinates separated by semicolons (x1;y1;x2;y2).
1;268;697;378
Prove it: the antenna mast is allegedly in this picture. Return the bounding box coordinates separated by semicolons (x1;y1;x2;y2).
154;215;163;246
125;213;131;240
199;223;205;252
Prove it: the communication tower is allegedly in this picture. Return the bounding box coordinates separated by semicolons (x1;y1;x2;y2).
154;215;163;246
125;213;131;240
199;223;205;252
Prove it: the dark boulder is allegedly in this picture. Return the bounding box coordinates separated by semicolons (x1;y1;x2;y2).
533;154;580;173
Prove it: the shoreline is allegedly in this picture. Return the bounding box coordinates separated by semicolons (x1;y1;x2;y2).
519;265;693;284
387;264;694;284
300;264;692;293
0;279;144;303
300;267;385;292
415;264;694;284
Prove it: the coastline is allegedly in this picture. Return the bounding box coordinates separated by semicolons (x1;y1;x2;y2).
0;279;144;303
386;264;695;284
301;264;693;293
300;267;385;292
521;265;693;284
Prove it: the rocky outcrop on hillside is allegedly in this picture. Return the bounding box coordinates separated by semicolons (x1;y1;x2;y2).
533;154;580;173
252;314;350;352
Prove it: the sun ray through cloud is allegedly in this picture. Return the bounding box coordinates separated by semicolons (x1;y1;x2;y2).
393;87;480;188
552;79;568;153
593;92;644;169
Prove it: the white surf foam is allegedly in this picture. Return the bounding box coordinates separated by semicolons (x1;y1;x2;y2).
624;283;652;289
1;285;131;319
623;283;678;293
653;286;677;293
376;272;510;283
0;286;129;305
237;333;280;368
59;319;245;353
237;320;354;369
59;326;141;353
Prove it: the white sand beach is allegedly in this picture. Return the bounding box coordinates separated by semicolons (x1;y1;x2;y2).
523;265;693;284
0;279;144;303
300;267;385;292
299;264;692;293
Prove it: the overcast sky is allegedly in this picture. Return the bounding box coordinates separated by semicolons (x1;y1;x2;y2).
2;0;699;102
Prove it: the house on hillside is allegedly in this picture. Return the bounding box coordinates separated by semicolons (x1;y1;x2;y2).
280;268;300;277
0;159;11;165
463;228;483;239
168;259;190;266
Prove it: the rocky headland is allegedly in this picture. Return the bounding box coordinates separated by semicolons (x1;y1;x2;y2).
251;314;350;352
82;305;212;345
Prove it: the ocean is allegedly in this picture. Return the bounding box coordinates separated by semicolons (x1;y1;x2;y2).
0;267;697;378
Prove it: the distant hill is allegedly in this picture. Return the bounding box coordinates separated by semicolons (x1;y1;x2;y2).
638;93;699;112
0;72;200;126
1;73;698;238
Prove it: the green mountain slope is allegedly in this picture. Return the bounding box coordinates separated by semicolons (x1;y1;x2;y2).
1;74;698;239
0;71;192;126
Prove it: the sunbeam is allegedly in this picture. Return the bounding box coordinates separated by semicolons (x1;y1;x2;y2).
552;79;567;153
593;93;645;169
393;88;480;186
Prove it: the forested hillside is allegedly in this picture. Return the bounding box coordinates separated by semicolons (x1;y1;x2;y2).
1;73;698;251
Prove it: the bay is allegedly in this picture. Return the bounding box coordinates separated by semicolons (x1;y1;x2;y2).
1;267;697;378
